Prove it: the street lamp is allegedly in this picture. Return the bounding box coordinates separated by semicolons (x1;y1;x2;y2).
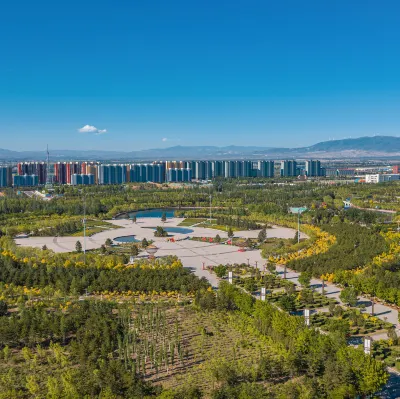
297;209;301;244
82;193;87;265
295;207;306;252
209;185;212;224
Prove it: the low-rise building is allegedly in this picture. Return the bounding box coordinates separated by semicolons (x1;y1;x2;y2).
365;174;400;183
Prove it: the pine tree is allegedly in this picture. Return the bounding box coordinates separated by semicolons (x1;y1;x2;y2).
75;241;82;253
258;228;267;243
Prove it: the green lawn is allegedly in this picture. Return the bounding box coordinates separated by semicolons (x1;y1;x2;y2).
70;220;119;236
196;223;240;232
178;218;209;226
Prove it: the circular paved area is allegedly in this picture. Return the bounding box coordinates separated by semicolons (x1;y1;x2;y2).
15;217;305;287
14;217;399;327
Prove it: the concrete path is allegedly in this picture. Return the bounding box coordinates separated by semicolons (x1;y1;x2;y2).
274;267;399;329
14;217;398;329
15;218;300;288
15;218;304;252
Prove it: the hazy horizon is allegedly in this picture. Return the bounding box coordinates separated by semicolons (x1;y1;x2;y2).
1;134;399;153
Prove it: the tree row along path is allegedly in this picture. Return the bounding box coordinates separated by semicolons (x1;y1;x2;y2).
272;264;399;339
180;225;400;337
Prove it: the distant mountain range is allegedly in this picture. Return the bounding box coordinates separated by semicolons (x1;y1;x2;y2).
2;136;400;161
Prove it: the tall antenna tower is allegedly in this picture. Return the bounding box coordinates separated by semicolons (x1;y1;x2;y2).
45;144;53;189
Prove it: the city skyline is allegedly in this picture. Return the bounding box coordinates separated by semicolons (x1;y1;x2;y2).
2;1;400;150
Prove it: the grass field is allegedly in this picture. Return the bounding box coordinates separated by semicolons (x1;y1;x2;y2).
196;223;240;232
178;218;243;232
178;218;214;226
71;220;119;236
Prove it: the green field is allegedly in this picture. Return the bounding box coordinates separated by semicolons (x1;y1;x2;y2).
178;218;209;226
70;220;119;236
196;222;240;232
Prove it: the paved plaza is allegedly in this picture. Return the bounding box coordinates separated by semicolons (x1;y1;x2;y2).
15;217;399;329
15;217;305;287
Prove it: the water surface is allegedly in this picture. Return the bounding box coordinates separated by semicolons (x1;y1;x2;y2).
113;235;140;243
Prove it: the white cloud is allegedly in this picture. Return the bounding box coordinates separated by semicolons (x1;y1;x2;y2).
78;125;107;134
79;125;98;133
162;137;168;142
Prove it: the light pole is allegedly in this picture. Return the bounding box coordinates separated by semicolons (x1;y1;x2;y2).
297;210;300;244
83;194;87;265
209;193;212;224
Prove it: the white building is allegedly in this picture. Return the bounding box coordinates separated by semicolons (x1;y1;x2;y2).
365;174;400;183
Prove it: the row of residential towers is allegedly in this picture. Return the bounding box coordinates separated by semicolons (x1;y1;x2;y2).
13;160;276;185
1;159;325;187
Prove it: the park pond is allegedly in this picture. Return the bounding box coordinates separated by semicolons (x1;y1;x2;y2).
116;208;178;219
113;235;140;243
144;227;194;235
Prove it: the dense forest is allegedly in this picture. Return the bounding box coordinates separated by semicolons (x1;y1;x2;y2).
0;247;209;296
288;223;388;276
1;180;400;397
0;282;388;398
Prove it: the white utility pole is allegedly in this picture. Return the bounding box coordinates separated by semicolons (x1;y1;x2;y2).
83;194;87;265
298;210;300;244
209;194;212;223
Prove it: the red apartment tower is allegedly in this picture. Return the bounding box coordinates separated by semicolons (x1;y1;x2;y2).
66;163;72;184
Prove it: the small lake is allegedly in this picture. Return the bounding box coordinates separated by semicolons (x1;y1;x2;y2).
113;235;140;243
377;372;400;398
119;208;177;219
145;227;194;235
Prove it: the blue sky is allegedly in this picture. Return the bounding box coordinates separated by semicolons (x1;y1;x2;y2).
1;0;400;151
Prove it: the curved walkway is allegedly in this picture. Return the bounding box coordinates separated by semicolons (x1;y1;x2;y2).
16;217;303;288
14;217;398;329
